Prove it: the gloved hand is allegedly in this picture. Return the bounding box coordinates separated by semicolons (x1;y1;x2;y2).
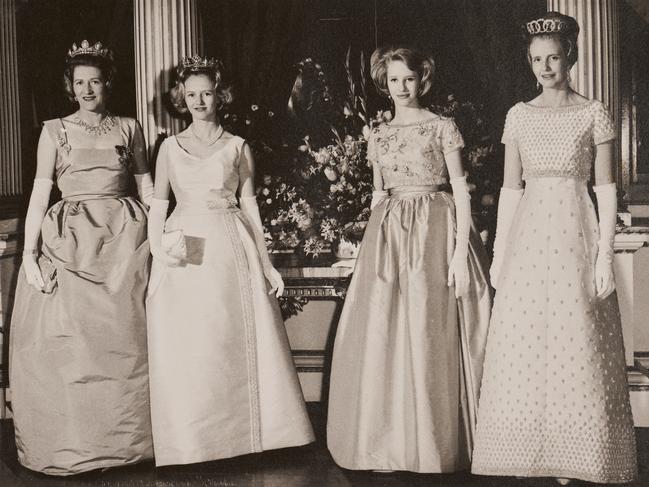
240;195;285;298
370;189;388;210
490;187;524;289
593;183;617;299
448;176;471;298
134;172;154;207
22;178;53;291
148;198;182;266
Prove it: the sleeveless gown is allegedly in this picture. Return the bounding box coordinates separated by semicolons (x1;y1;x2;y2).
9;116;153;475
327;115;492;473
146;135;314;466
471;100;637;484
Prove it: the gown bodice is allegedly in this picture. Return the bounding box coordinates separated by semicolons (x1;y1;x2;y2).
501;100;615;181
367;115;464;189
162;135;245;213
43;116;144;199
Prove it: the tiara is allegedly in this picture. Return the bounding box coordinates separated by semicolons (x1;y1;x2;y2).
67;40;112;59
526;18;570;35
181;55;220;71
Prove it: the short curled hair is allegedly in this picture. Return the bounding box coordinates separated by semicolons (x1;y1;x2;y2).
169;59;233;114
524;11;579;68
370;46;435;98
63;54;116;102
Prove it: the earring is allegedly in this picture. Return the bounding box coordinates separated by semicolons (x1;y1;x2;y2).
536;81;541;90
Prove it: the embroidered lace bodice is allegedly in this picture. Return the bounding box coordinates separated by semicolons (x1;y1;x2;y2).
502;100;615;181
367;115;464;189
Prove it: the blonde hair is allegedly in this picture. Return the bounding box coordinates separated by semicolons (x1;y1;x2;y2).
370;46;435;98
169;61;233;114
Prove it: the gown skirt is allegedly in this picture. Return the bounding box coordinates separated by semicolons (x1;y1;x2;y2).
471;177;637;484
327;188;492;473
9;196;153;475
146;203;314;466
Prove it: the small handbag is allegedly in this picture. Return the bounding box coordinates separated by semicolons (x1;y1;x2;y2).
161;229;187;261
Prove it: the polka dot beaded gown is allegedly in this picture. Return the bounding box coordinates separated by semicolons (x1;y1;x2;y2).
471;101;637;484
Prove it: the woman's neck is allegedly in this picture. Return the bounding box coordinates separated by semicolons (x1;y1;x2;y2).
76;108;107;125
390;104;430;125
191;118;220;138
537;86;578;107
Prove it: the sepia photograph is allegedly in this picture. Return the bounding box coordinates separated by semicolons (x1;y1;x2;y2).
0;0;648;485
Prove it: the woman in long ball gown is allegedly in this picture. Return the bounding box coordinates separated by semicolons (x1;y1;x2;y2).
146;56;314;466
9;40;154;475
471;12;637;485
326;46;492;473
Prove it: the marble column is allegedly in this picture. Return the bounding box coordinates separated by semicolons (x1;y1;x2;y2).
134;0;202;155
548;0;619;122
0;0;22;198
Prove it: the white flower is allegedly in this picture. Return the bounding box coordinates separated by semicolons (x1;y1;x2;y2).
251;104;259;111
266;198;272;204
324;167;338;181
268;111;274;117
270;219;278;226
383;110;393;121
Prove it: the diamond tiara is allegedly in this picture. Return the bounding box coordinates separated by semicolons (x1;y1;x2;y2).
181;55;219;70
526;18;571;35
67;40;113;60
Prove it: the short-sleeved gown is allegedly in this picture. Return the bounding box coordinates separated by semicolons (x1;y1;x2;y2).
471;100;638;484
327;115;492;473
146;135;314;466
9;117;153;475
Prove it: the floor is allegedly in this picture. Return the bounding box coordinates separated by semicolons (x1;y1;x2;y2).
0;405;647;487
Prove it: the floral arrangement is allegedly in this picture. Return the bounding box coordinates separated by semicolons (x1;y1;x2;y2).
224;51;499;258
298;134;373;253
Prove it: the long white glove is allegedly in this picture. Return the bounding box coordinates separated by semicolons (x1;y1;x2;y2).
240;195;284;298
490;187;524;289
134;172;154;207
22;178;53;291
148;198;182;266
593;183;617;299
370;189;388;210
448;176;471;298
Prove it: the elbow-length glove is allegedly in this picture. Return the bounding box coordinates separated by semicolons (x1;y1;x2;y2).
134;172;154;207
448;176;471;298
370;190;388;210
490;187;524;289
148;198;184;266
22;178;53;290
593;183;617;299
240;195;284;298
